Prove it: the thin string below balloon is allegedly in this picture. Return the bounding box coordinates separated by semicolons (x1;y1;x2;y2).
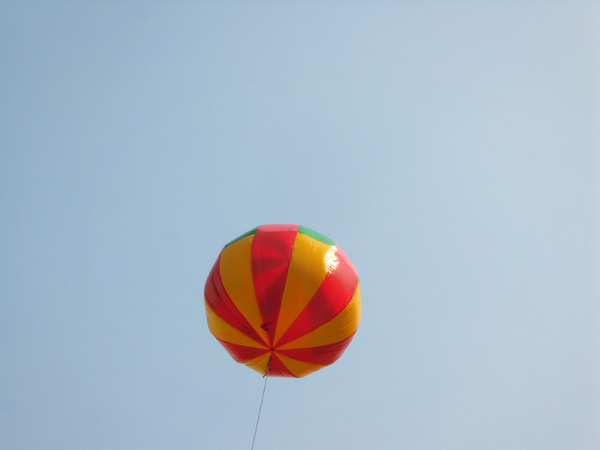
250;353;272;450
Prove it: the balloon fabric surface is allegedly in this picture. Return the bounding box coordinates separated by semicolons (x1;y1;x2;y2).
204;224;361;377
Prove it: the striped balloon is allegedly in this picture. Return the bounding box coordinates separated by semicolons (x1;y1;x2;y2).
204;224;361;378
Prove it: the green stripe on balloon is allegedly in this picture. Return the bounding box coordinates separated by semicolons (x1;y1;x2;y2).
223;227;258;249
297;225;335;246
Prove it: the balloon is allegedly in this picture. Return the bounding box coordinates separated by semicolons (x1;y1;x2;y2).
204;224;361;377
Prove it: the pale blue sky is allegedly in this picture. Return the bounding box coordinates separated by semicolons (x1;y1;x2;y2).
1;2;599;449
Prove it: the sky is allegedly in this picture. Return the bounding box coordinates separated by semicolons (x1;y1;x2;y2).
1;2;599;449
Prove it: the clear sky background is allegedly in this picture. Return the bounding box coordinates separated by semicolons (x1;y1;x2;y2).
1;2;599;450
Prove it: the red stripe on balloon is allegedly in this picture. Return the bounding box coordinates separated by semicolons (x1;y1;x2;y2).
334;245;359;279
252;224;298;346
216;339;268;363
205;255;268;347
276;333;356;366
268;352;297;377
257;224;298;233
275;251;358;347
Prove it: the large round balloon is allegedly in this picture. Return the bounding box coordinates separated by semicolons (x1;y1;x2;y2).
204;224;361;377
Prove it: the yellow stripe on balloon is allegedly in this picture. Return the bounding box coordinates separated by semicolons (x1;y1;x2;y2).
219;235;270;344
205;301;268;349
278;282;361;350
274;233;332;343
275;352;326;378
244;352;271;375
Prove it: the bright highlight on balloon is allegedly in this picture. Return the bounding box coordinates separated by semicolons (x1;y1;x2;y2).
204;224;361;377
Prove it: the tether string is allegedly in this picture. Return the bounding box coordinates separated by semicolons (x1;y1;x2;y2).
250;354;272;450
